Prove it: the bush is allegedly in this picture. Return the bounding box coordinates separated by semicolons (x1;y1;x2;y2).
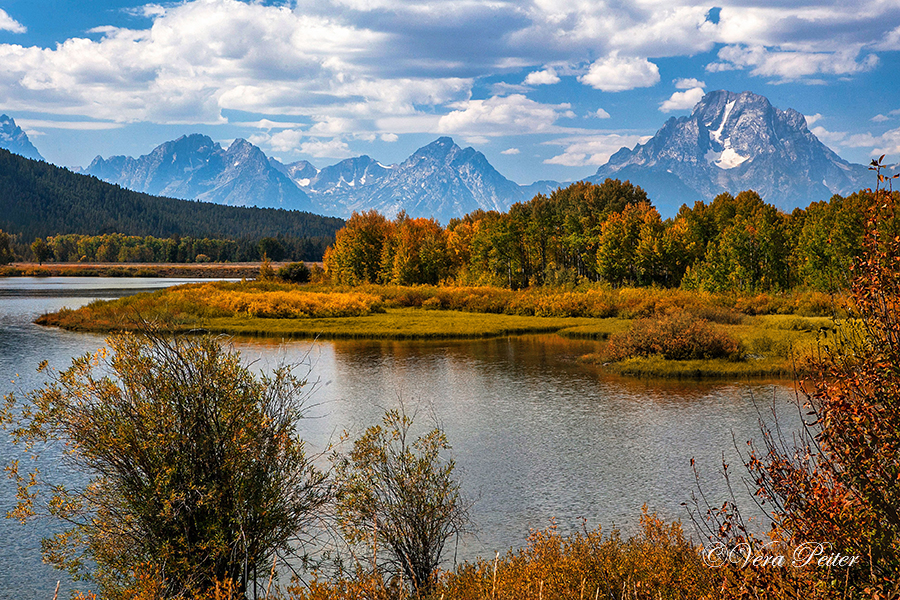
605;311;742;361
2;330;330;598
332;409;471;596
278;262;311;283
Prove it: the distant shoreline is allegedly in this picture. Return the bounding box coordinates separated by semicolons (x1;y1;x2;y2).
1;261;320;279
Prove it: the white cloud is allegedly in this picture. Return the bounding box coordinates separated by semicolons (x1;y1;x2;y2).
811;125;847;145
524;68;560;85
0;9;25;33
250;129;305;153
15;119;123;130
659;87;705;112
501;147;520;155
437;94;575;136
674;78;705;90
805;113;824;126
579;54;660;92
380;133;399;142
2;0;900;145
707;45;879;80
300;138;354;158
872;114;890;123
544;134;651;167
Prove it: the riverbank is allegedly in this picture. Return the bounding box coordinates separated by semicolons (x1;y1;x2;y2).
1;261;293;279
34;280;835;378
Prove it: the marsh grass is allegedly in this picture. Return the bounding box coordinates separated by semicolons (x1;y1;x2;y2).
35;282;840;375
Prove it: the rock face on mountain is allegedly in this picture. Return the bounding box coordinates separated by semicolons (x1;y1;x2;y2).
0;115;44;162
85;134;313;211
590;90;870;215
279;137;535;222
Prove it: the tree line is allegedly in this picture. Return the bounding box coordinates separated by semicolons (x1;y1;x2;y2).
324;178;892;293
20;232;317;264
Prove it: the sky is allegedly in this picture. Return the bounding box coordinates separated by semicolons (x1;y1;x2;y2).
1;0;900;184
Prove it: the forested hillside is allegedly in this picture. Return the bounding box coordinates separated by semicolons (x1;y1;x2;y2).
0;149;343;259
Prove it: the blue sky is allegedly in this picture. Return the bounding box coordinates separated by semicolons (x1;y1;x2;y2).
1;0;899;184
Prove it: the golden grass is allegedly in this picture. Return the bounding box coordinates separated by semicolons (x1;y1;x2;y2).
35;281;841;377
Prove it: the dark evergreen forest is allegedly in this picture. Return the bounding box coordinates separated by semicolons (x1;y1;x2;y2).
0;149;343;261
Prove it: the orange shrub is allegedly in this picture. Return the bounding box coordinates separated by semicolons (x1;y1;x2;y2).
605;312;742;361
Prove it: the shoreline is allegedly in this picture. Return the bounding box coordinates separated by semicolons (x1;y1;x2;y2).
1;261;316;279
32;279;826;380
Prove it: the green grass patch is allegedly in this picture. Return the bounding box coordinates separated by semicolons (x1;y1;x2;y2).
591;355;798;379
557;318;633;340
41;305;597;340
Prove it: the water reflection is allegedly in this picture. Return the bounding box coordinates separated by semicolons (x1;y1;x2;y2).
0;284;804;598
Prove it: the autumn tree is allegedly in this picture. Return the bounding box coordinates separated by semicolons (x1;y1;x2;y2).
332;409;470;596
31;236;52;265
718;161;900;595
2;330;329;599
324;210;394;284
380;214;451;285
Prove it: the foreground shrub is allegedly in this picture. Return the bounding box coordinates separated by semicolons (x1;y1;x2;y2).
2;330;330;598
605;312;742;361
289;510;713;600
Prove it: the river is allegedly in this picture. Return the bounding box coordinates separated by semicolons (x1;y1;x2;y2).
0;277;803;598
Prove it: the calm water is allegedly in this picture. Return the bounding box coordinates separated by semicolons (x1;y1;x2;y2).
0;278;803;598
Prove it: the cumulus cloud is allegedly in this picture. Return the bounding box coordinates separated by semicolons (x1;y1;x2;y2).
594;108;611;119
501;147;520;155
579;54;660;92
524;68;560;85
250;129;305;153
380;133;399;142
834;128;900;157
707;45;879;80
0;9;25;33
872;114;890;123
659;87;705;112
674;78;705;89
300;138;354;158
805;114;824;126
544;134;651;167
437;94;575;136
2;0;900;147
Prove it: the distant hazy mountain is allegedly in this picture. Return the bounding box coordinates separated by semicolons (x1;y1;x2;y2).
85;134;314;212
275;137;558;222
74;89;877;222
0;115;44;162
590;90;871;215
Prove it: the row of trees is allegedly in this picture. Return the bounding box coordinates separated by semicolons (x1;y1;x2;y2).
324;179;887;293
17;232;312;265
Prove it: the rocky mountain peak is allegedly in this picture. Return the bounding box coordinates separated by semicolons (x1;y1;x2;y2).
0;114;44;162
591;90;869;214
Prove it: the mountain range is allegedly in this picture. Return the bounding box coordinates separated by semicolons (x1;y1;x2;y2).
0;92;884;222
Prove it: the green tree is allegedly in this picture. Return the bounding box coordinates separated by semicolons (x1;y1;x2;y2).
2;330;329;598
0;229;14;264
332;409;470;596
31;236;52;265
258;237;286;262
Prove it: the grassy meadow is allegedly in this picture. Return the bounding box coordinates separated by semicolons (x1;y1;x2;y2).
35;279;840;378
